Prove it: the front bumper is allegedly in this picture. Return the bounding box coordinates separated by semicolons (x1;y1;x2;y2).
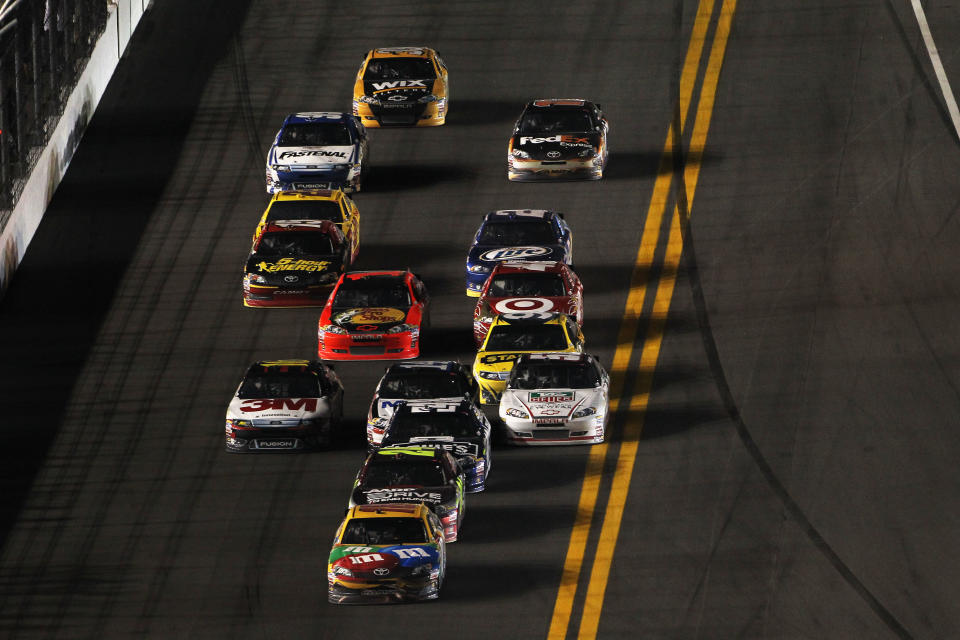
243;283;335;308
502;415;604;446
318;331;419;361
476;376;509;405
507;157;603;181
225;424;331;452
266;168;360;194
328;577;439;604
353;99;446;127
465;271;488;297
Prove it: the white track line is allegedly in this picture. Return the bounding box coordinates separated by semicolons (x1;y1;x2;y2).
910;0;960;141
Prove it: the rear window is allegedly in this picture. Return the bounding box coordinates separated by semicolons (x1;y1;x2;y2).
267;200;344;223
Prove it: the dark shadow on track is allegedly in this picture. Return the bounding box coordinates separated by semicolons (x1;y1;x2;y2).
0;0;255;551
362;164;477;193
447;99;522;126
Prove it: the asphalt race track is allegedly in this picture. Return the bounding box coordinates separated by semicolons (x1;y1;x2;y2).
2;1;960;638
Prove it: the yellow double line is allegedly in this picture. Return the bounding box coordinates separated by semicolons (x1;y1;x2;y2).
547;1;737;638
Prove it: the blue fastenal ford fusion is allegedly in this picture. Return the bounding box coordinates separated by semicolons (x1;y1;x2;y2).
464;209;572;296
265;112;369;194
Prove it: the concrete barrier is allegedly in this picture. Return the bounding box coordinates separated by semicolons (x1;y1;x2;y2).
0;0;151;296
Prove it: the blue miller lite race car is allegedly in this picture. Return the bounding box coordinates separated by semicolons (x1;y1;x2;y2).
465;209;572;296
266;112;369;194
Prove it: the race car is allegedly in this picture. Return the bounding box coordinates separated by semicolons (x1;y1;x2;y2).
473;312;585;405
349;447;466;542
366;361;478;448
317;270;429;361
353;47;449;127
473;261;583;346
254;189;360;264
243;219;351;308
379;400;492;492
265;112;368;194
499;353;608;445
328;503;446;604
225;360;344;452
507;98;608;181
465;209;573;296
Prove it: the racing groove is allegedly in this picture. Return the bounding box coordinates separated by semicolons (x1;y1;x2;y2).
2;1;960;639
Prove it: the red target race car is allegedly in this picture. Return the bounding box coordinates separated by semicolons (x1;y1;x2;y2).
317;270;429;360
472;261;583;346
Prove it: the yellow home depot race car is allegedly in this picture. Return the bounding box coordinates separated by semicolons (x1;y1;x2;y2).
353;47;449;127
254;189;360;264
473;312;585;405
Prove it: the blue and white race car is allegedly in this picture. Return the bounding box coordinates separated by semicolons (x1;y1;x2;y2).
265;112;368;194
465;209;573;296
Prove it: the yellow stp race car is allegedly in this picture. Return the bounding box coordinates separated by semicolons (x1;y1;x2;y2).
473;312;585;405
353;47;449;127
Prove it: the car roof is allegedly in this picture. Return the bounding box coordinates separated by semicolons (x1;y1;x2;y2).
371;46;434;58
271;189;343;203
282;112;352;125
246;360;320;374
371;446;445;460
260;219;339;235
490;311;568;327
517;352;593;364
529;98;591;108
483;209;557;222
350;503;427;518
392;398;475;415
489;260;566;275
385;360;460;373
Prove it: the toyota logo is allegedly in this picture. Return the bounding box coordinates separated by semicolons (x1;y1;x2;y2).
546;150;561;158
284;275;299;283
373;568;389;576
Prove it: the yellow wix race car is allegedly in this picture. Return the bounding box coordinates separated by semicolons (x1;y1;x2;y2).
353;47;449;127
254;189;360;264
473;312;584;405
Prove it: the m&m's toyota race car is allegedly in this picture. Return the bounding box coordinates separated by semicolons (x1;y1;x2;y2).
317;270;429;361
508;99;608;181
499;353;608;445
473;312;585;405
465;210;572;296
328;504;446;604
353;47;449;127
266;112;368;194
366;361;478;448
225;360;344;451
473;261;583;346
349;447;466;542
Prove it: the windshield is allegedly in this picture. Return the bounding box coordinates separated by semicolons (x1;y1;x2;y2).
518;108;593;135
509;361;599;390
379;372;465;399
238;372;321;398
278;122;351;147
267;200;344;223
477;220;556;245
363;457;446;487
386;412;479;442
255;232;335;257
364;58;436;81
333;279;410;309
341;517;428;545
485;323;569;351
488;273;565;297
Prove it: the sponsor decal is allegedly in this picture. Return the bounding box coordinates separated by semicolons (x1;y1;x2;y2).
480;353;519;364
529;391;574;403
341;546;376;554
479;246;551;261
378;399;405;412
372;80;428;91
409;402;459;413
493;298;557;314
292;182;331;190
393;547;431;559
256;258;331;273
278;150;347;160
240;398;319;413
255;439;296;449
519;134;591;146
399;440;480;456
351;334;383;342
349;553;385;565
334;308;406;324
365;488;443;504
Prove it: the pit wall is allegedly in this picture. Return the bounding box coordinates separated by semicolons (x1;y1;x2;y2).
0;0;152;295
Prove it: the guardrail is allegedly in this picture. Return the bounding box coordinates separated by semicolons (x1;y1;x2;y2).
0;0;149;295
